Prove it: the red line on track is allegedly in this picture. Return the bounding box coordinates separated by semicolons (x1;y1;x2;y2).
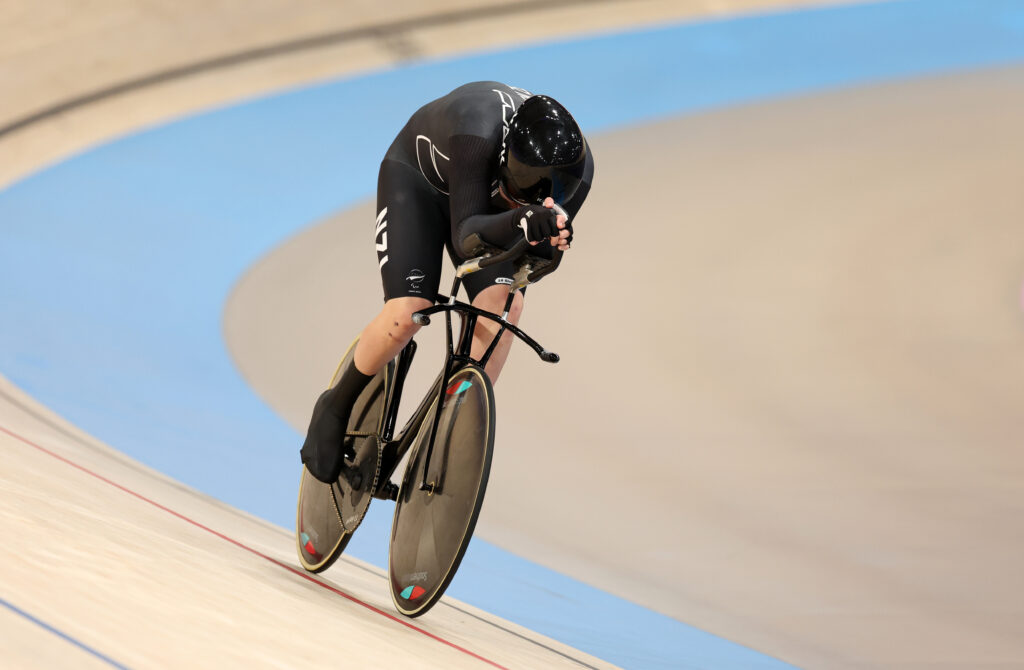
1;424;509;670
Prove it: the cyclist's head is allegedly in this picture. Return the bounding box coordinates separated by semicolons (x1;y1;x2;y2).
498;95;587;206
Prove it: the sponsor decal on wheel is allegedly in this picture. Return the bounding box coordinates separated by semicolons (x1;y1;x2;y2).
400;585;427;600
446;380;473;395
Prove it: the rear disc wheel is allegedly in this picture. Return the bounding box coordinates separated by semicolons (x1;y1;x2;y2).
296;339;390;572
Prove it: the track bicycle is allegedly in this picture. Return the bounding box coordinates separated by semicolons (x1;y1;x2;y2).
296;228;562;617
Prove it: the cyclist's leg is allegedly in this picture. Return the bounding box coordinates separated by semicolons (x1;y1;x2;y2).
355;158;446;372
301;158;444;482
353;296;432;374
462;264;524;384
470;286;524;383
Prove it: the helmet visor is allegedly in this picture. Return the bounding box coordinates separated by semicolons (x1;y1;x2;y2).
502;142;587;206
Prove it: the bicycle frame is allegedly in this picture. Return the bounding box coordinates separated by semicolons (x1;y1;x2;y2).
372;246;560;499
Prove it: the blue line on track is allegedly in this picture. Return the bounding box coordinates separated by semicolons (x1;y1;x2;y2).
0;597;132;669
3;1;1024;668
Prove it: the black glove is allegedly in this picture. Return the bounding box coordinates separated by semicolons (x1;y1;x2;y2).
513;205;560;244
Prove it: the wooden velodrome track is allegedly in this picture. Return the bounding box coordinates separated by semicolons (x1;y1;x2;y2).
226;65;1024;668
4;1;1024;668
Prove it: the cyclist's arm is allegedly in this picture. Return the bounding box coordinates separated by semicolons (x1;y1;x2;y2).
447;134;539;256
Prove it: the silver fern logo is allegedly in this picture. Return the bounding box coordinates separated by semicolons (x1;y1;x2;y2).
406;269;426;292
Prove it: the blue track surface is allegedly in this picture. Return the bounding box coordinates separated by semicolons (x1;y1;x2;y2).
3;1;1024;667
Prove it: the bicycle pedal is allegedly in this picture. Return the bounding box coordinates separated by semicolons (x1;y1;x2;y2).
342;436;357;462
376;481;399;501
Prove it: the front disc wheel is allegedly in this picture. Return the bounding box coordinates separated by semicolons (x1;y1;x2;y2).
388;365;495;617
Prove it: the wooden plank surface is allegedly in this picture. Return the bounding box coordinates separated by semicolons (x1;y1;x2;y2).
0;374;614;669
225;65;1024;669
0;0;859;187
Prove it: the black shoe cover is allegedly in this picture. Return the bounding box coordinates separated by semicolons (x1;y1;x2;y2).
300;359;375;483
300;389;357;483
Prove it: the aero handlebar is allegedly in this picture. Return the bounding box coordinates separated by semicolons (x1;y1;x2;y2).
457;203;569;285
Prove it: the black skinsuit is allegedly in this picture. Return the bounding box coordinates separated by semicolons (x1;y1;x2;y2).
301;82;595;483
374;81;594;302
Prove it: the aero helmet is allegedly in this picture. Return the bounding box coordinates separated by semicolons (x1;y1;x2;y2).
499;95;587;205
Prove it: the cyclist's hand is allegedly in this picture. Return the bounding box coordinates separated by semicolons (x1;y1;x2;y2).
514;205;557;245
542;197;571;251
515;200;569;248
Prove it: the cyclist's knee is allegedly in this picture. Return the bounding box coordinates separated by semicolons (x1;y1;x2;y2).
506;292;524;324
381;296;432;342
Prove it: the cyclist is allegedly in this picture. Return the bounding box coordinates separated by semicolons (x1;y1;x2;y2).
301;81;595;483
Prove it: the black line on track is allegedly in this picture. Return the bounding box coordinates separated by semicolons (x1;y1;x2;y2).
0;387;91;448
441;599;605;670
0;387;231;502
339;556;604;670
2;4;621;662
0;0;619;140
0;386;606;668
